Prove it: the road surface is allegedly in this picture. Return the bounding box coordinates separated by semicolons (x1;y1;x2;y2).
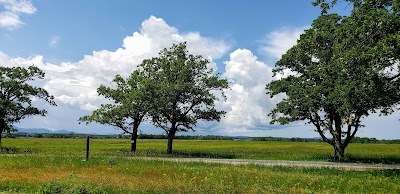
136;157;400;170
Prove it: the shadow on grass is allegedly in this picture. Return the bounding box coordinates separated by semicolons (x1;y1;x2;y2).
307;154;333;162
342;154;400;165
268;165;400;177
170;150;237;159
372;169;400;177
0;147;37;154
117;149;238;159
310;153;400;164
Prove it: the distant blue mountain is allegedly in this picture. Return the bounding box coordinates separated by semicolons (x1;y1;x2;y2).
54;129;75;134
15;127;75;134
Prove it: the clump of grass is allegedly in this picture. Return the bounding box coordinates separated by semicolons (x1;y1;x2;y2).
1;146;37;154
36;181;125;194
0;180;126;194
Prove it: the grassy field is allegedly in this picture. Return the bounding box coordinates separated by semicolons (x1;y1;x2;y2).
2;138;400;163
1;138;400;193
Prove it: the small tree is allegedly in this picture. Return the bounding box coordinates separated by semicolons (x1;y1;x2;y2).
140;43;229;154
79;70;149;152
266;4;400;161
0;65;56;147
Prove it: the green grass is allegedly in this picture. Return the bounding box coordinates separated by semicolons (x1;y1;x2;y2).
0;155;400;193
1;138;400;193
2;138;400;163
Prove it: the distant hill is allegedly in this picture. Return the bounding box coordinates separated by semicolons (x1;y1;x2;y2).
15;127;75;134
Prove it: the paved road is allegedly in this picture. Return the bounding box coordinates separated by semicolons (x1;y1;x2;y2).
137;157;400;170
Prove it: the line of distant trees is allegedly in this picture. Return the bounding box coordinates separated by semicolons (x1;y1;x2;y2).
252;137;322;142
350;137;400;144
253;136;400;144
4;132;400;144
5;132;234;140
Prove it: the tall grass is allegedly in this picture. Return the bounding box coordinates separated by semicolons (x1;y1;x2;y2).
0;156;400;193
0;155;399;193
1;138;400;193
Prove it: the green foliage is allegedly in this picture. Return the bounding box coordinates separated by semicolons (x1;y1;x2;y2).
141;42;229;132
80;43;228;153
139;42;229;153
267;3;400;160
79;70;152;152
312;0;399;14
79;71;148;135
0;65;56;145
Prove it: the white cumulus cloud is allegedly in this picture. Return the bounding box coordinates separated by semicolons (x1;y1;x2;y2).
260;27;307;59
0;0;36;30
0;16;231;133
214;49;281;134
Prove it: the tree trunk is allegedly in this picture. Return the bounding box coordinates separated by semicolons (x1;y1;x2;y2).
130;133;137;153
333;142;345;161
332;113;345;161
0;119;4;149
166;130;176;154
130;121;139;153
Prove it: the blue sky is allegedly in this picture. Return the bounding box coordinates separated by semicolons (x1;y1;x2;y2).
1;0;322;62
1;0;399;139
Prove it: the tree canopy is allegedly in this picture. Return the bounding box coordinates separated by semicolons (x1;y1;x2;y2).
140;42;229;154
266;3;400;160
0;65;56;147
312;0;399;14
79;70;150;152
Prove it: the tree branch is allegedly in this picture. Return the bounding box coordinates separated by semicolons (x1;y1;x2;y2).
387;73;400;81
309;111;332;145
344;114;361;147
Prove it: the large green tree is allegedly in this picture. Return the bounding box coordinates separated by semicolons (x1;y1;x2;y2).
140;42;229;154
0;65;56;147
266;3;400;160
79;70;149;152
